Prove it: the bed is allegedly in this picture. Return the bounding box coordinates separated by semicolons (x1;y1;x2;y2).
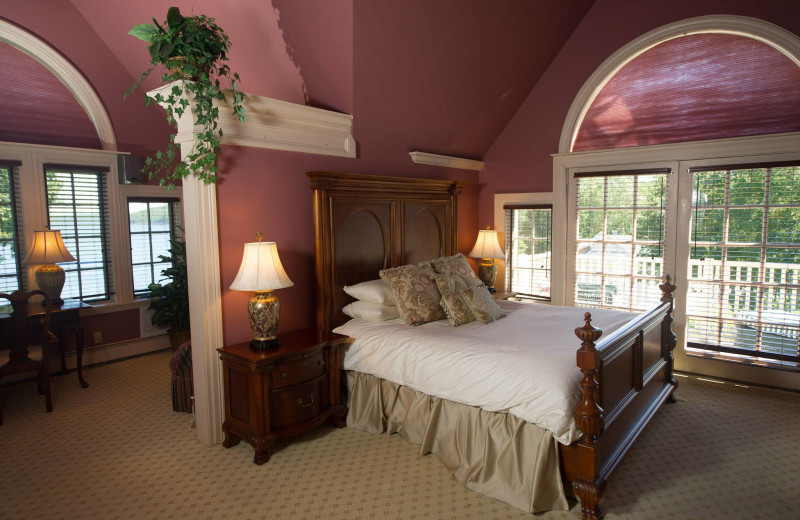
307;171;678;520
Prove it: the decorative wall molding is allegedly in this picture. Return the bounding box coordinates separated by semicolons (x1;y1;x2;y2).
409;151;485;171
149;82;356;158
0;19;117;151
559;15;800;154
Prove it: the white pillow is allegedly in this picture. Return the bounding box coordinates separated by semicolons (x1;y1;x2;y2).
342;301;399;321
343;279;396;305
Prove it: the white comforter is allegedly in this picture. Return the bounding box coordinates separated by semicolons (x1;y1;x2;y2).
334;300;636;444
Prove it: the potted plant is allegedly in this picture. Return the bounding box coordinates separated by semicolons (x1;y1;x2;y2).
126;6;245;189
148;234;191;350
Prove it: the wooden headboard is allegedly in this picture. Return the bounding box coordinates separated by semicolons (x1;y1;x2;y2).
308;171;464;332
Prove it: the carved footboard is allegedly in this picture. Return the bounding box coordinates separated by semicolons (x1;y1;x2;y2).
560;276;678;520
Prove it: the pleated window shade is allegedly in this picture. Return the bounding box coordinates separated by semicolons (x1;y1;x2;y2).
573;169;670;311
0;160;23;292
687;162;800;368
574;33;800;152
504;204;552;300
44;164;112;302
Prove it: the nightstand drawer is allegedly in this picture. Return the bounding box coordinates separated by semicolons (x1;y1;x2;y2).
270;375;330;429
272;350;326;389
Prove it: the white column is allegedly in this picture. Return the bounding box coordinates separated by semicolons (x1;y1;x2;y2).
151;81;225;445
181;171;225;445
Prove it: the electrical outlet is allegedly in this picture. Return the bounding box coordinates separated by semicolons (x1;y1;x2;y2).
93;331;102;344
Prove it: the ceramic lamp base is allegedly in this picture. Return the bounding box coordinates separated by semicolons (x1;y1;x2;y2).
248;290;281;348
35;264;66;304
478;259;498;293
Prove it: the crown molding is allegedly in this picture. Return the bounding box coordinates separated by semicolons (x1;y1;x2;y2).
148;82;356;158
409;151;485;171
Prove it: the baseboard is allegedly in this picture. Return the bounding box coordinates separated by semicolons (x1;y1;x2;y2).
57;335;171;371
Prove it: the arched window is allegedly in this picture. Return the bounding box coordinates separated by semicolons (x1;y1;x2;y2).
553;16;800;382
573;33;800;151
0;19;115;150
560;15;800;154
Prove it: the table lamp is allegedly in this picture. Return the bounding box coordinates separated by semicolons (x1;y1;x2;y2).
468;227;505;293
229;232;294;350
23;229;76;304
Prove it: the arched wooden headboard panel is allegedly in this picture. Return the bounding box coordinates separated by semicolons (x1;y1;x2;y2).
308;171;464;332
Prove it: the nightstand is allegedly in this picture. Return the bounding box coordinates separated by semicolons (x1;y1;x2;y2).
217;328;347;465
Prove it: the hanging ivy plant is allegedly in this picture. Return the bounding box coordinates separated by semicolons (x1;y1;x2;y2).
125;6;245;189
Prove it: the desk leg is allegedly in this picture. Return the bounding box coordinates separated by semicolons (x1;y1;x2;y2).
74;325;89;388
59;332;67;373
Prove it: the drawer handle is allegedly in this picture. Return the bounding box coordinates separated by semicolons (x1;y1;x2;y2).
280;371;288;379
296;394;315;408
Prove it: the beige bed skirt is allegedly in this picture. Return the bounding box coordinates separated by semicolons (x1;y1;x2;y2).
346;371;569;513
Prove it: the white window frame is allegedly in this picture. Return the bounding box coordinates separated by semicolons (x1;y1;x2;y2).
564;162;679;309
120;185;184;300
494;192;553;300
0;141;182;312
553;131;800;390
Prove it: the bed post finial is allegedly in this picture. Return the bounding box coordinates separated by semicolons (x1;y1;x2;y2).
659;275;679;402
659;274;676;304
574;312;604;446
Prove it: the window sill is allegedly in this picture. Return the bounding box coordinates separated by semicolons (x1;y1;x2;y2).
78;298;150;317
685;347;799;373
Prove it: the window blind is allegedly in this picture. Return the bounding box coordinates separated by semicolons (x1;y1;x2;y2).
504;204;552;300
687;162;800;368
44;165;112;302
572;169;670;311
0;160;23;292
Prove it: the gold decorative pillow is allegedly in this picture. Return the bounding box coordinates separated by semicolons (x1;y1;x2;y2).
433;273;475;327
431;253;483;288
461;285;506;324
379;263;445;326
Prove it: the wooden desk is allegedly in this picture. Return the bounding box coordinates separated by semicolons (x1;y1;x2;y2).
0;298;91;388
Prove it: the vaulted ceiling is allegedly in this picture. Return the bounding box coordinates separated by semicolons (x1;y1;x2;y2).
1;0;596;160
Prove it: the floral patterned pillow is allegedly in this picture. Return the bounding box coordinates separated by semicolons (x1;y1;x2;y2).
379;263;445;326
433;273;475;327
430;253;483;288
461;285;506;324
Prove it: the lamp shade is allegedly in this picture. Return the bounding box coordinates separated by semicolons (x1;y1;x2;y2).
230;241;294;292
468;229;505;260
23;230;76;264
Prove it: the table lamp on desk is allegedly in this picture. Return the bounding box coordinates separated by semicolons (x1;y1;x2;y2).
23;229;76;305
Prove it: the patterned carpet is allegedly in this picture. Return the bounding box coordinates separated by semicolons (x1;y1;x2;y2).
0;351;798;520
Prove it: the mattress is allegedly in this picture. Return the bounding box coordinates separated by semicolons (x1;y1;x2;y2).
334;300;636;444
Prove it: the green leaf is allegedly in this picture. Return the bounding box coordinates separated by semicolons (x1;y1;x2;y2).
128;24;158;42
166;7;184;29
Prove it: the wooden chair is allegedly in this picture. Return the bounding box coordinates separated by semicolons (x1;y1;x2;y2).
0;290;57;425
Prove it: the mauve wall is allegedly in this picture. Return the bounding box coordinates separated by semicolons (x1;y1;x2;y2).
216;148;479;346
479;0;800;227
217;0;576;345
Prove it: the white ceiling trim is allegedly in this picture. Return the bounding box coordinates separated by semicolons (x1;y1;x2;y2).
0;19;117;151
409;151;485;171
559;15;800;154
